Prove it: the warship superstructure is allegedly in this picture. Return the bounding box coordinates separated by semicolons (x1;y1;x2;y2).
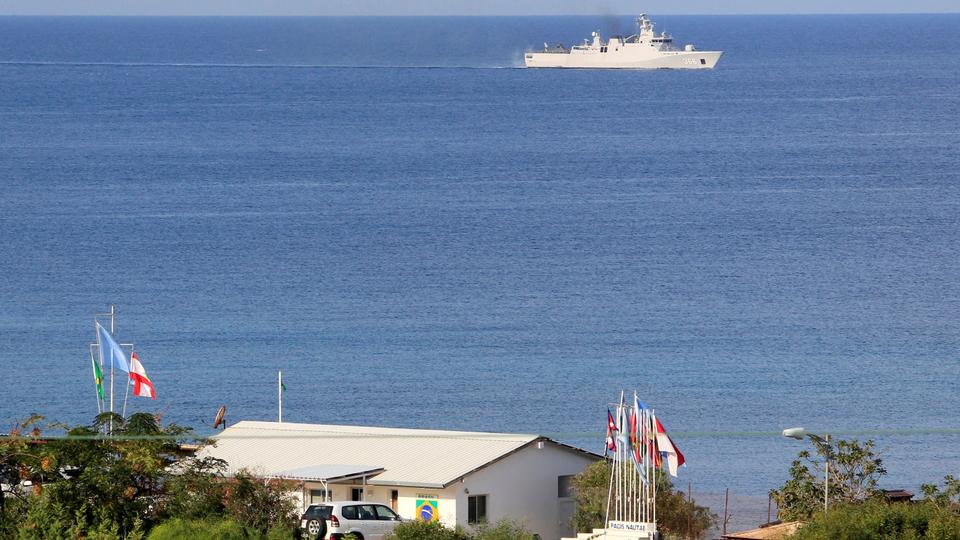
525;14;722;69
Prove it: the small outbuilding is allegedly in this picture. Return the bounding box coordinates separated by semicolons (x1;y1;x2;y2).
197;421;599;540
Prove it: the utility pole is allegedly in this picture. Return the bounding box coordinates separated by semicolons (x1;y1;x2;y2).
722;487;729;536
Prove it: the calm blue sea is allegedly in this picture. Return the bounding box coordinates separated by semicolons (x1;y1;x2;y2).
1;14;959;517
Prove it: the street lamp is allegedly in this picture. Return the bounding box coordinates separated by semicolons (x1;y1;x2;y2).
782;427;831;513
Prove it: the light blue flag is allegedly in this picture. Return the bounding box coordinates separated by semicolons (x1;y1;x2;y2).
97;322;129;373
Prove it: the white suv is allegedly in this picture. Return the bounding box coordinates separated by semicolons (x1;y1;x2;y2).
299;501;405;540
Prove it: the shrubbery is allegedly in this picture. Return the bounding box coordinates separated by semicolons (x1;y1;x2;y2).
386;520;470;540
146;518;247;540
0;414;297;539
146;518;294;540
791;500;960;540
773;438;960;539
385;518;537;540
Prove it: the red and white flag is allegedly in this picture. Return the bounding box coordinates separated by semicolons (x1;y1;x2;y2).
129;352;157;400
655;417;684;477
605;409;618;455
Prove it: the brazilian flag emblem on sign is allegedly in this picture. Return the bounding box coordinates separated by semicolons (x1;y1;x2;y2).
416;499;438;522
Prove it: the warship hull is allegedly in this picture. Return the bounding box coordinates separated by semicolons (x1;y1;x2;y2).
524;49;722;69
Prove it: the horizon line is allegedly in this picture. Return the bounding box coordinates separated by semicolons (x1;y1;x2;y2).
2;12;959;17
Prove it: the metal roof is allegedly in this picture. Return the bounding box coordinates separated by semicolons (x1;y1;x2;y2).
269;464;385;483
721;521;803;540
198;421;550;488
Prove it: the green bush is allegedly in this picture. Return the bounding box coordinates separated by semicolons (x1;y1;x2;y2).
146;517;247;540
384;519;539;540
265;522;295;540
471;518;538;540
791;500;960;540
385;520;470;540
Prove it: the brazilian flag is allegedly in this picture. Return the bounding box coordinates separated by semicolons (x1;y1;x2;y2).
91;356;104;401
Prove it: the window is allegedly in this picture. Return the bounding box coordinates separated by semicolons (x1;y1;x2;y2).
390;490;399;511
375;505;400;521
351;487;363;501
304;505;332;519
358;505;377;520
700;59;706;65
309;489;330;504
341;505;358;520
558;475;575;498
468;495;487;524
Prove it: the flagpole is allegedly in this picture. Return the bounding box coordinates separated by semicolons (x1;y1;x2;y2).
641;405;646;522
631;411;636;523
616;409;621;522
630;391;641;521
652;409;657;529
604;406;616;527
628;404;632;522
278;370;283;423
109;305;115;433
618;390;625;522
93;316;107;436
121;348;132;418
644;406;649;523
613;390;623;521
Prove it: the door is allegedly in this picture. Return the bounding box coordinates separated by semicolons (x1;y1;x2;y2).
375;505;402;538
357;504;383;539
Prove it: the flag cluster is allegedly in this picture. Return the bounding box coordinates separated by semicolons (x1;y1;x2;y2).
604;394;685;477
95;322;157;400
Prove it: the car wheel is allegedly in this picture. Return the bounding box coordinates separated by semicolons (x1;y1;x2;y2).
306;518;326;538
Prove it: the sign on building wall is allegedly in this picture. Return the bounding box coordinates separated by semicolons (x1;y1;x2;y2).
416;499;439;522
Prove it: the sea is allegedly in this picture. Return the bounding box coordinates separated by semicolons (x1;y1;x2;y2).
1;14;959;529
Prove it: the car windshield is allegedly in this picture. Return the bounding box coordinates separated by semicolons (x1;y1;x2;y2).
304;505;332;518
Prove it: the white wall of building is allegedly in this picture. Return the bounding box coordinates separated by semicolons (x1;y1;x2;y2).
455;442;596;540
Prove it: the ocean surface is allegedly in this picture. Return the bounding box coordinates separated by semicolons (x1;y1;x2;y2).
1;14;959;525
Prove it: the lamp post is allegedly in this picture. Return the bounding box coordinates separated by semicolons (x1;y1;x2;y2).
782;427;830;513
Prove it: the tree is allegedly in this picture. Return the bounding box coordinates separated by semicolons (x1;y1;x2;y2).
570;460;715;539
922;475;960;510
160;456;229;520
1;413;211;538
1;413;299;538
770;437;886;521
223;470;298;535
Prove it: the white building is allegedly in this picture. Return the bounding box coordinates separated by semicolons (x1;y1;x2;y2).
197;421;600;540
